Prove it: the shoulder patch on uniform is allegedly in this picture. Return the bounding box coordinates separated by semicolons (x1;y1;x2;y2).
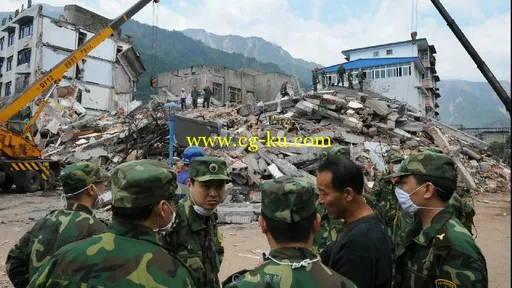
217;227;224;243
435;279;457;288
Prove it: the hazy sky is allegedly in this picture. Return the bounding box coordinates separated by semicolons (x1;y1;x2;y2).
3;0;511;82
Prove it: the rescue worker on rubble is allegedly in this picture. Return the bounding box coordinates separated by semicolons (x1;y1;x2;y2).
191;85;200;109
347;71;354;90
180;88;188;111
321;68;327;88
312;67;319;92
337;64;346;87
280;79;290;98
223;176;358;288
165;157;230;288
6;162;109;288
203;84;212;109
27;160;196;287
389;152;487;287
356;68;365;92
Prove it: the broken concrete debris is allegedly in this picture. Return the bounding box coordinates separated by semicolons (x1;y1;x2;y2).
34;85;510;224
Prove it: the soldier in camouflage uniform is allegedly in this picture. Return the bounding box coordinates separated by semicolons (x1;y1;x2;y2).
337;64;345;87
321;68;327;88
347;71;354;89
191;84;200;109
356;68;365;92
166;157;230;288
371;153;404;229
312;67;319;92
223;176;357;288
391;148;477;261
27;160;195;287
389;152;488;287
6;162;109;288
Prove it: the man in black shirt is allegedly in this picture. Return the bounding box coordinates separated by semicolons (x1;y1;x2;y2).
316;156;393;288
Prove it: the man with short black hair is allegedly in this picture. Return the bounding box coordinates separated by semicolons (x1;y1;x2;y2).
389;152;488;287
223;176;357;288
317;156;392;288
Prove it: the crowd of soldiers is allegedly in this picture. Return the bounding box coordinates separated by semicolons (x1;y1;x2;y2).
4;143;488;287
180;84;213;111
312;65;365;92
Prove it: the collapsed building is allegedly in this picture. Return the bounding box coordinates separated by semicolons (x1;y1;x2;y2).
36;80;511;224
158;65;298;104
0;2;146;115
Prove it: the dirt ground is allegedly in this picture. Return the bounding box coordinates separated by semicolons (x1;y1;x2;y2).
0;191;509;288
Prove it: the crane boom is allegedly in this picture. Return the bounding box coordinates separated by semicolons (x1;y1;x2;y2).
0;0;156;124
431;0;511;114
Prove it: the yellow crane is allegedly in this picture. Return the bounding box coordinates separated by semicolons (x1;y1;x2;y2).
0;0;160;193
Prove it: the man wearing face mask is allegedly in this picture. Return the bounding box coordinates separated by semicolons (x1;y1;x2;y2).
6;162;109;288
166;156;230;288
317;156;393;288
371;153;404;230
27;160;195;287
389;152;488;287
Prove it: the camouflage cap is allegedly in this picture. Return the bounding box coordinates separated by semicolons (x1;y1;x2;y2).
387;152;457;181
387;151;405;164
111;160;178;208
189;157;231;182
261;176;317;223
320;144;350;159
60;162;110;194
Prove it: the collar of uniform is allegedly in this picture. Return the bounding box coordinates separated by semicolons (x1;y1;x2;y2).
267;247;317;261
65;202;93;215
413;206;454;246
182;195;213;232
109;221;163;246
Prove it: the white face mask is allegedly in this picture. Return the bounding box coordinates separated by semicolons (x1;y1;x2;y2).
395;184;444;215
193;205;215;216
92;185;110;210
154;202;176;235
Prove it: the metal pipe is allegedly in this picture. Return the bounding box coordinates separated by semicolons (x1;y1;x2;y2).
431;0;511;114
164;103;178;167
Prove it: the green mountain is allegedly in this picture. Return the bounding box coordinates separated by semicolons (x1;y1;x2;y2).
182;29;321;87
120;21;283;101
437;80;511;128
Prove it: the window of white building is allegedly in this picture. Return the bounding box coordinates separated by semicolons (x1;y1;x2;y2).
358;62;413;80
8;32;15;47
17;48;31;66
373;51;379;57
386;49;393;55
6;56;13;71
5;81;12;96
0;37;4;51
19;21;33;39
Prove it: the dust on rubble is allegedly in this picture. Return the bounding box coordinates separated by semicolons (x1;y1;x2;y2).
0;192;509;288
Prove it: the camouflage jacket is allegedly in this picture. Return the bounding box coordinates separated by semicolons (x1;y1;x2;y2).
280;82;287;94
312;71;319;83
5;202;107;288
191;89;200;99
204;87;213;98
347;72;353;81
391;192;474;260
452;186;476;235
222;247;358;288
371;175;398;227
337;65;345;76
312;201;345;254
165;195;224;288
27;221;195;287
356;71;364;81
393;206;488;287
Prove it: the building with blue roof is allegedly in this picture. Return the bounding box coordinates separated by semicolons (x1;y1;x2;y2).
317;38;441;117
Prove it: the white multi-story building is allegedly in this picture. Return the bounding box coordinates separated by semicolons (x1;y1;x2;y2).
0;2;145;112
321;38;441;116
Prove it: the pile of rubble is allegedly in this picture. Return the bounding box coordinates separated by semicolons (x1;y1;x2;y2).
35;84;510;223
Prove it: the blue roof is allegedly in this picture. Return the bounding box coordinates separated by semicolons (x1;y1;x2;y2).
318;57;423;73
